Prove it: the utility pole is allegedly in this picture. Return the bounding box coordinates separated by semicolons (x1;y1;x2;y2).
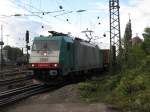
0;25;4;71
109;0;122;73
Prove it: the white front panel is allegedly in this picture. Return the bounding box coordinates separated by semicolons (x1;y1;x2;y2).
29;51;60;63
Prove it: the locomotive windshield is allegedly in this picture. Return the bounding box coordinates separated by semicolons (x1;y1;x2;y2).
32;40;60;51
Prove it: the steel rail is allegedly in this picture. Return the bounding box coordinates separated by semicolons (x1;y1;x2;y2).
0;75;33;86
0;71;27;77
0;84;44;98
0;84;49;106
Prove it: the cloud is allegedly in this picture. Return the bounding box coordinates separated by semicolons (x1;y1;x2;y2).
0;0;150;49
83;0;150;48
0;0;53;47
1;17;52;47
0;0;27;15
87;1;108;13
0;0;85;47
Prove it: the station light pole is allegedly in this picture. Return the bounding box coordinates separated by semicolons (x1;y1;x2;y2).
0;25;4;71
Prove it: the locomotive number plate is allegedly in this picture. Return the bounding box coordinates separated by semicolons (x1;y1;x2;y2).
38;63;49;67
40;58;48;62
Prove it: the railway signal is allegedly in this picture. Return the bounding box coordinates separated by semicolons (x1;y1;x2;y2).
26;30;29;43
25;30;30;63
0;41;4;45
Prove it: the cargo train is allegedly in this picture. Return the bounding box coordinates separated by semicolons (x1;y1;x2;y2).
28;31;109;83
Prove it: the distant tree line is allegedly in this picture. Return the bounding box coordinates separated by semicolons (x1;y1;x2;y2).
3;45;23;62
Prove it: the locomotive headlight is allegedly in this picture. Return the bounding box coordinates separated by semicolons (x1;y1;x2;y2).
43;52;47;56
31;64;35;67
54;63;58;67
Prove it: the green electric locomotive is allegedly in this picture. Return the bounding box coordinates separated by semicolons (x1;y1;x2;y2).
28;31;109;83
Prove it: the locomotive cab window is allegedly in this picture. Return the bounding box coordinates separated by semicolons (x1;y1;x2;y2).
32;40;60;51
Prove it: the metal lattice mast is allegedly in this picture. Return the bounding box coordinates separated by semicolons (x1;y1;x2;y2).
109;0;122;70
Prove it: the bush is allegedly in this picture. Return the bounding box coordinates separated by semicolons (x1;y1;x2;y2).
78;82;98;102
78;42;150;111
140;55;150;72
116;73;146;96
78;82;97;92
107;70;150;111
78;75;121;102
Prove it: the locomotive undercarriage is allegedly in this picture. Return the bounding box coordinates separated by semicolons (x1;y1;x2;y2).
33;69;63;84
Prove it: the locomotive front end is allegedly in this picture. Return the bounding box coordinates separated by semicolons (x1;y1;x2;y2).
28;36;61;82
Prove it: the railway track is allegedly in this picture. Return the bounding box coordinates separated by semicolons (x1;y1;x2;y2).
0;84;50;106
0;70;29;78
0;71;94;107
0;65;27;73
0;75;33;86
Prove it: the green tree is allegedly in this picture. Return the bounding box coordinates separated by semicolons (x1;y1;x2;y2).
3;45;12;60
127;44;145;69
142;27;150;55
3;45;23;61
123;19;132;62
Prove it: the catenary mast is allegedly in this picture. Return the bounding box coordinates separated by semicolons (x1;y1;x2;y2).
109;0;122;72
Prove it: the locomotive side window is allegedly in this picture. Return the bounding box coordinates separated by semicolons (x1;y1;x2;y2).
43;43;48;49
67;43;71;51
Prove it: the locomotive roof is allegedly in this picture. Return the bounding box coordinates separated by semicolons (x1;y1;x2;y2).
74;37;98;48
80;41;98;48
34;35;73;43
33;35;98;48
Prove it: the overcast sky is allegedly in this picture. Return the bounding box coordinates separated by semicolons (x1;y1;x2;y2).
0;0;150;49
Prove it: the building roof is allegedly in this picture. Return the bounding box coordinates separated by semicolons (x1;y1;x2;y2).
132;36;142;45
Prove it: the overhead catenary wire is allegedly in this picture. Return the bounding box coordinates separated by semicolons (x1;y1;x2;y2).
8;0;95;26
9;0;42;18
9;0;72;25
7;0;109;40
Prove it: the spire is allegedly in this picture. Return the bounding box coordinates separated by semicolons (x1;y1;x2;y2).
128;13;131;22
125;13;132;40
